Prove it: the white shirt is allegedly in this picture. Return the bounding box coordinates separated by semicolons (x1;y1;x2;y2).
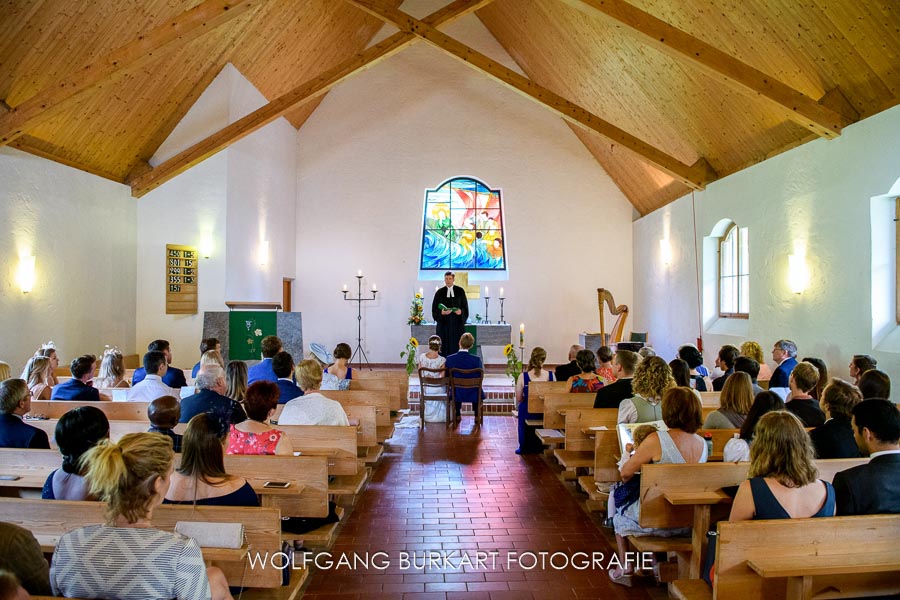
446;285;454;298
278;392;350;426
870;449;900;459
127;374;175;403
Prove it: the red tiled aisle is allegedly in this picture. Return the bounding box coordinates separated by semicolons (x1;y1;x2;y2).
301;416;653;599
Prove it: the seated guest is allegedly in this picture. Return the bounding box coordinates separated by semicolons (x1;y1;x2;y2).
594;350;637;409
94;348;129;389
0;523;51;596
704;372;753;429
516;347;554;455
802;357;828;400
833;399;900;515
192;338;220;378
785;362;826;427
200;349;225;371
418;336;448;423
445;333;484;421
0;379;49;449
617;356;675;424
858;369;890;400
165;414;259;507
272;352;302;404
131;339;186;389
565;349;604;393
609;387;707;586
248;335;282;384
678;345;711;392
51;355;107;401
769;338;799;396
669;358;700;401
25;357;53;400
40;346;60;387
225;361;248;405
279;360;350;426
0;568;30;600
325;342;353;381
227;381;292;455
554;344;582;383
638;346;656;359
711;344;739;391
596;346;617;384
0;362;9;383
810;379;862;459
43;406;110;500
180;365;246;436
723;391;785;462
148;396;183;453
127;352;175;403
849;354;877;386
50;433;233;600
729;411;835;521
740;341;773;381
734;356;764;396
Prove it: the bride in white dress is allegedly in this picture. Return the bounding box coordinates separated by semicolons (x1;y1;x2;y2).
418;335;447;423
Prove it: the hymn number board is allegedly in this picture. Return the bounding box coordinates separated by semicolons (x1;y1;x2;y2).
165;244;198;315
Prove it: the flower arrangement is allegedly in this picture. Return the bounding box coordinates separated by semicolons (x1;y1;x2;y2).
407;292;425;325
504;343;523;383
400;337;419;375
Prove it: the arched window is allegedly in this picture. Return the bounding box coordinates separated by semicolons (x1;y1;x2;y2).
420;177;506;270
719;223;749;318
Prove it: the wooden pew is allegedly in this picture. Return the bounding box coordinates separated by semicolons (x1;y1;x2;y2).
554;408;619;479
578;428;622;510
697;391;720;406
541;392;595;429
351;369;409;410
277;425;359;477
29;400;149;420
0;497;291;591
671;515;900;600
526;380;568;414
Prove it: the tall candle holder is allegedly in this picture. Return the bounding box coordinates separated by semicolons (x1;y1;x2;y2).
519;345;525;365
498;295;506;324
483;294;491;324
341;274;378;369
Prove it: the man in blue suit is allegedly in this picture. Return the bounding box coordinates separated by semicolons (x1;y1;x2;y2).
768;339;798;398
248;336;282;384
132;339;187;389
0;379;50;449
51;355;103;401
272;351;302;404
445;333;484;423
180;365;246;436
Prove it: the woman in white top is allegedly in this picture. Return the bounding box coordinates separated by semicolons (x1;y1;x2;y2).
418;335;447;423
26;356;54;400
279;360;350;426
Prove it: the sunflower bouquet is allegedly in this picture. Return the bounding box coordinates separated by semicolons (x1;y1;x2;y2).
504;343;523;383
400;337;419;375
407;292;425;325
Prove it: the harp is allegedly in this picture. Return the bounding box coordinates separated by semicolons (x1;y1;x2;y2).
597;288;629;346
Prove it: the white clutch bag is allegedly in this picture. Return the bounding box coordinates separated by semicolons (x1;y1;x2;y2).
175;521;245;549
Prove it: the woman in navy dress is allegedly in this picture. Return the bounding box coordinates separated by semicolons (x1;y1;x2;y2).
516;347;553;455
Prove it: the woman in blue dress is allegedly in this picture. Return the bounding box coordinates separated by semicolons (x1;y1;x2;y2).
515;347;553;455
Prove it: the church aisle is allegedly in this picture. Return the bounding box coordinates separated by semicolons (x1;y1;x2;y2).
301;416;653;599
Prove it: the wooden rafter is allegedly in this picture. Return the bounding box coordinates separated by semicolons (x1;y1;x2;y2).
10;135;125;183
129;0;496;198
560;0;855;139
0;0;263;147
344;0;715;190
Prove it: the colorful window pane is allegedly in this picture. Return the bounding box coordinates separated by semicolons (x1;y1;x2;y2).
420;177;506;270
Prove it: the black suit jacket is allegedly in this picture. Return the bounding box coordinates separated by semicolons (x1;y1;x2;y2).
810;416;860;459
0;414;50;449
833;453;900;515
712;368;733;392
594;378;634;409
555;361;580;383
786;398;826;427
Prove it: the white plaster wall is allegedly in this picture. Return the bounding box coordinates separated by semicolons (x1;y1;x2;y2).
633;104;900;387
296;0;634;365
0;147;136;370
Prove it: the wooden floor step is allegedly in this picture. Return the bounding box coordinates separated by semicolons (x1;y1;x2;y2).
329;469;369;496
376;425;395;442
669;579;712;600
553;450;594;469
362;444;384;464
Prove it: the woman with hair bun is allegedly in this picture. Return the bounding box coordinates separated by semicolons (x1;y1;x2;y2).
417;335;448;423
42;406;109;500
50;432;233;599
516;347;554;455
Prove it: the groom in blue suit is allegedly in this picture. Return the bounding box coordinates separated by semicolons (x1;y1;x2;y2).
445;333;485;422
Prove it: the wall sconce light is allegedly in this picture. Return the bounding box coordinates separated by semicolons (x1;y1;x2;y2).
258;240;269;267
17;255;35;293
199;232;213;259
659;238;672;267
788;241;809;294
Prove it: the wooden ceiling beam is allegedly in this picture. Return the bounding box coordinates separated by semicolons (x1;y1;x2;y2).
0;0;263;147
559;0;853;139
10;135;125;184
344;0;714;190
129;0;497;198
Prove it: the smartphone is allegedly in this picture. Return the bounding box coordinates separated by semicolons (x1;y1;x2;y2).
263;481;290;489
0;475;22;481
292;451;302;457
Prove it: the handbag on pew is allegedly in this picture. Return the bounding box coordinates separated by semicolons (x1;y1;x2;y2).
175;521;245;548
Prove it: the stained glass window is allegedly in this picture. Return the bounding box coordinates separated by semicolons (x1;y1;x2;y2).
420;177;506;270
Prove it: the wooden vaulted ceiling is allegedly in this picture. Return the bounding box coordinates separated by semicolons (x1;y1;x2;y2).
1;0;898;215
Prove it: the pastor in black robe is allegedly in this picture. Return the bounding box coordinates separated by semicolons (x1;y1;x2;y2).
432;285;468;356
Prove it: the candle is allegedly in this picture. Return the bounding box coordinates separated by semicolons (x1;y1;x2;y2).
372;283;377;292
357;269;362;277
519;323;525;346
500;287;504;298
342;284;348;292
419;287;423;297
485;286;489;297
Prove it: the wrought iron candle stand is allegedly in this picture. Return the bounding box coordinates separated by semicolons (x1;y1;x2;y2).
342;275;378;369
483;295;491;324
498;295;506;324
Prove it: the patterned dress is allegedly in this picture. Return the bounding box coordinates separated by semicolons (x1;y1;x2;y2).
226;424;283;455
569;375;604;393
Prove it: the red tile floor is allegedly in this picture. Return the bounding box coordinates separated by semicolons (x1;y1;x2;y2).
300;415;662;599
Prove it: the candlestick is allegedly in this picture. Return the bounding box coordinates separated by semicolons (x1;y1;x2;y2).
483;293;491;324
498;297;506;324
519;323;525;347
341;273;379;369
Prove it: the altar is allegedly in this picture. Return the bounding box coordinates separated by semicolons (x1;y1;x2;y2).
411;323;511;356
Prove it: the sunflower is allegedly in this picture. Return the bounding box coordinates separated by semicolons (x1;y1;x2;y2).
410;338;419;347
415;293;423;299
503;343;514;356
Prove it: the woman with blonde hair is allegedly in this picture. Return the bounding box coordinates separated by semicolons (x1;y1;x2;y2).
200;349;226;370
740;341;772;381
49;432;233;599
0;362;10;383
417;335;447;423
225;361;248;404
279;360;350;426
516;347;554;455
95;349;129;389
617;356;676;424
729;411;835;521
26;357;53;400
703;372;754;429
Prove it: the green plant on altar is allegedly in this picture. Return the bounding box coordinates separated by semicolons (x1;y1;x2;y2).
504;343;522;383
400;337;419;375
407;292;425;325
475;314;482;323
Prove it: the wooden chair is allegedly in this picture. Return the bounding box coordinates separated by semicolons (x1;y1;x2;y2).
417;366;451;427
448;368;484;425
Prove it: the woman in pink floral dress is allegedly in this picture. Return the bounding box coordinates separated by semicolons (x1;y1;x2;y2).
227;381;293;455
